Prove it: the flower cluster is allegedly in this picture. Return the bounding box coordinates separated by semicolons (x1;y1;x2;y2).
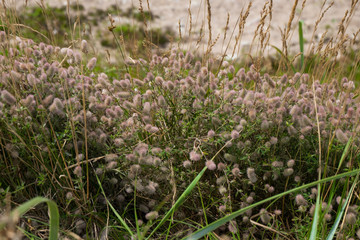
0;30;359;237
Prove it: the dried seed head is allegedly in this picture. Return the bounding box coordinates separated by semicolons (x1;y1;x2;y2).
106;161;117;170
272;161;283;168
345;212;356;225
270;137;278;145
66;192;73;200
246;196;254;204
300;126;312;135
295;194;308;206
224;153;236;162
247;167;257;183
219;205;226;213
158;95;166;107
183;160;192;168
87;57;97;71
105;154;118;162
0;31;6;42
219;186;227;195
248;108;256;121
217;162;226;171
231;130;240;139
287;159;295;168
206;160;216;170
232;167;240;176
261;120;270;130
190;150;201;161
335;129;349;144
283;168;294;177
49;98;64;113
216;176;226;185
1;90;16;105
95;168;103;175
228;220;237;233
268;186;275;193
260;209;271;224
143;102;151;115
145;211;159;220
207;129;215;138
81;40;88;53
323;213;331;222
274;209;282;216
114;138;124;147
74;165;82;177
280;74;288;84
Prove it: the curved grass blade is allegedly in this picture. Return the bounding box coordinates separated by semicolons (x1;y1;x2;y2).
95;174;134;237
326;174;359;240
2;197;60;240
183;168;360;240
145;166;208;240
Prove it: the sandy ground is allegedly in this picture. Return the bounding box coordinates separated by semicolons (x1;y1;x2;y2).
7;0;360;58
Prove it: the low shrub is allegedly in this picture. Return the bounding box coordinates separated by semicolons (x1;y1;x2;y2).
0;30;359;238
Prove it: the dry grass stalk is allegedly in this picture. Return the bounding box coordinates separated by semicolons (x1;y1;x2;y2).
178;19;182;47
349;51;360;80
204;0;213;59
232;1;252;58
285;0;299;39
316;30;328;53
352;28;360;45
306;1;334;56
281;0;299;59
206;33;220;56
206;0;212;46
301;0;307;9
138;0;151;58
188;0;192;37
196;23;204;50
251;1;273;70
221;12;230;51
249;1;269;54
289;52;302;67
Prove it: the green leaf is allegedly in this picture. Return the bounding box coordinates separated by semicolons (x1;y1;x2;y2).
95;174;134;237
0;197;59;240
145;166;208;240
326;174;359;240
309;183;321;240
299;20;304;71
183;168;360;240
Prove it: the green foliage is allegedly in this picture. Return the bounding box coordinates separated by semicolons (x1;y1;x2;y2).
0;197;59;240
1;2;360;239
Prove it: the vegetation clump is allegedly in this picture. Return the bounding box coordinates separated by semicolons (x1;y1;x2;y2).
0;28;359;238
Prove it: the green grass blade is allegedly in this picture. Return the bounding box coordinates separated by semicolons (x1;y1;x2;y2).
95;174;134;237
326;174;359;240
146;166;208;240
299;20;304;71
5;197;59;240
309;183;321;240
270;45;297;73
337;136;352;170
182;168;360;240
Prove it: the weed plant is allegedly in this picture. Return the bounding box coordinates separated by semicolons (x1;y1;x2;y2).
0;0;360;239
